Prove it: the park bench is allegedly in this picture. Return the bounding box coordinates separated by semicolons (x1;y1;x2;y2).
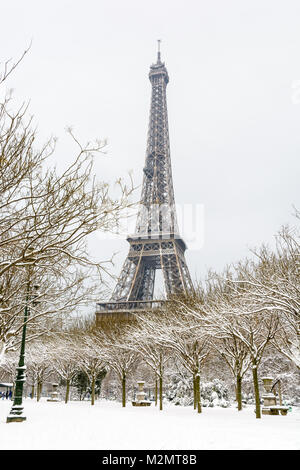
268;406;289;416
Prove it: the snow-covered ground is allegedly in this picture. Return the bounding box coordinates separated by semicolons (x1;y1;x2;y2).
0;398;299;450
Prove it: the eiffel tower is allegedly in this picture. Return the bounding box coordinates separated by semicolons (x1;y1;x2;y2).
96;42;193;320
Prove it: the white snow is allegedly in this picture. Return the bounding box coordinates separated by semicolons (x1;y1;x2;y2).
0;398;299;450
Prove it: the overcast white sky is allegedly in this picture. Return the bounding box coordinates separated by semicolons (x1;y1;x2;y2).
1;0;299;295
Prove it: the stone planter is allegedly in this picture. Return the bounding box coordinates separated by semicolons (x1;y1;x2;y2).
261;377;274;393
132;381;151;407
261;377;276;414
261;377;289;416
47;383;60;402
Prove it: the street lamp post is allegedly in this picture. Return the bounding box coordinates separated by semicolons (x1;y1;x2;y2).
7;254;36;423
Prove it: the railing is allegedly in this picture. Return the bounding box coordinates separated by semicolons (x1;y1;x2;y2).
96;299;165;314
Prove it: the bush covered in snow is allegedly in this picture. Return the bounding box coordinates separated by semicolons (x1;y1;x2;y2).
201;379;230;408
165;375;194;406
166;375;231;407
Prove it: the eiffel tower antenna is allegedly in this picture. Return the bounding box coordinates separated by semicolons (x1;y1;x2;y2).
157;39;161;63
96;45;194;321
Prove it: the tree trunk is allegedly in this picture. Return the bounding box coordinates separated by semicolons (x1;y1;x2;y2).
122;374;126;407
236;374;242;411
252;362;261;419
37;381;42;402
31;384;35;399
155;375;158;406
91;375;95;406
159;375;163;411
278;380;282;406
193;374;196;410
65;379;70;404
195;374;202;413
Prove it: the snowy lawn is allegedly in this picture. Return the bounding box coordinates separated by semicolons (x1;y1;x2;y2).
0;398;299;450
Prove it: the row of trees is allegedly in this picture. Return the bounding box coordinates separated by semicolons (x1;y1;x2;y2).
95;221;299;417
2;218;298;419
129;221;299;419
0;321;139;407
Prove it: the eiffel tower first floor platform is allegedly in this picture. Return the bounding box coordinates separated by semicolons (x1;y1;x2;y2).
96;299;165;322
95;235;193;323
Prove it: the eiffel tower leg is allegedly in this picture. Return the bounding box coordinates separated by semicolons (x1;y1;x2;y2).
129;264;156;301
111;256;140;301
161;253;184;294
159;241;194;295
173;240;194;293
178;256;194;292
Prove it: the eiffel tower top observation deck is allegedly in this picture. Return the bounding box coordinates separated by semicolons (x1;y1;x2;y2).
96;43;193;320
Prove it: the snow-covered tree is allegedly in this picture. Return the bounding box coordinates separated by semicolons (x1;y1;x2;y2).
156;303;210;414
230;225;299;369
50;335;79;403
195;277;252;411
26;342;53;401
74;326;108;406
99;323;139;407
126;315;170;411
0;353;17;384
0;50;134;363
205;272;279;419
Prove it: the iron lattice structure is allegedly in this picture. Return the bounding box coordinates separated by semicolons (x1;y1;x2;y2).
97;46;193;319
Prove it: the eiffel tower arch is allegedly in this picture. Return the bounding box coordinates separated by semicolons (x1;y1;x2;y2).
96;44;194;320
